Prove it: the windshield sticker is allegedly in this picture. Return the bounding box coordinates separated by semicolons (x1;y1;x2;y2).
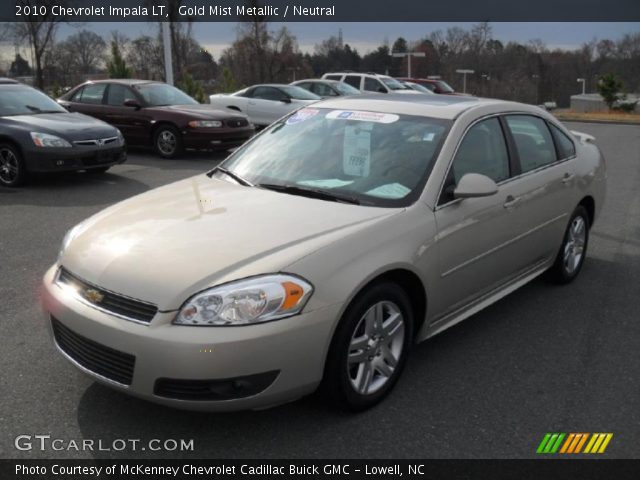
326;110;399;124
297;179;354;189
343;124;372;177
286;108;319;125
366;183;411;199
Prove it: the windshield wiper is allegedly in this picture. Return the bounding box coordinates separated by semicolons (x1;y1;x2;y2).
208;166;253;186
257;183;361;205
25;105;63;114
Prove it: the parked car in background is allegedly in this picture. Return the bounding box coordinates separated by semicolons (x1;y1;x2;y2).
290;79;361;98
44;94;605;411
322;72;420;95
0;82;125;187
400;81;436;94
58;80;254;158
397;77;460;95
209;84;321;128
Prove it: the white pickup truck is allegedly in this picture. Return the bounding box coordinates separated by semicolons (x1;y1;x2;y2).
209;84;321;128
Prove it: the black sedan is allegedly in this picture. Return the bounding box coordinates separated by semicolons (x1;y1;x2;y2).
0;82;126;187
58;80;255;158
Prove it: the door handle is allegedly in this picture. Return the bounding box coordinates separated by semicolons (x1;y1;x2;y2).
562;173;575;184
503;195;520;209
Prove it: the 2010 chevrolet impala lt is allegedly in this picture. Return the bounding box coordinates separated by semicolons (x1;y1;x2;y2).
42;95;606;411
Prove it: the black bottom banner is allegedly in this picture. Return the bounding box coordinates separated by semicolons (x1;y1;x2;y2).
2;459;640;480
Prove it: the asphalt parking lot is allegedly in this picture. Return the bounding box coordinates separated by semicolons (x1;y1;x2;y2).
1;122;639;460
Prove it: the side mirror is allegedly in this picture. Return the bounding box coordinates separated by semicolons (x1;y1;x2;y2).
280;97;292;104
377;87;387;93
453;173;498;199
123;99;141;109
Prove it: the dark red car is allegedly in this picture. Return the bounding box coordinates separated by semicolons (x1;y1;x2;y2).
58;80;255;158
396;77;460;95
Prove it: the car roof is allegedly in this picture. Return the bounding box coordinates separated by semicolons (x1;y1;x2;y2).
294;79;339;84
82;79;158;86
0;77;20;84
315;94;514;120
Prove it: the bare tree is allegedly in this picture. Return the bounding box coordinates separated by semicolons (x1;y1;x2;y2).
65;29;107;74
12;0;69;89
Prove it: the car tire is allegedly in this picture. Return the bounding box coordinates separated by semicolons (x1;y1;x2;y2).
546;205;590;284
153;125;183;159
323;282;413;411
85;167;110;174
0;143;27;187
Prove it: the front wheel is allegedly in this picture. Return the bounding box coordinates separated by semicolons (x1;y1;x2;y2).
153;125;183;158
0;143;26;187
323;282;413;411
546;205;590;284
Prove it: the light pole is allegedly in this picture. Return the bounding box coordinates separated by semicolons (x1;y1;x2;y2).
391;52;426;78
577;78;586;95
162;22;174;85
456;69;475;94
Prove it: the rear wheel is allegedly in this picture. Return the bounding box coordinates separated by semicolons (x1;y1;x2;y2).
0;143;26;187
546;205;590;283
323;282;413;411
153;125;183;158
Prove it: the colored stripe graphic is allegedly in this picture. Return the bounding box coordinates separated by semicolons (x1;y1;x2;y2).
537;433;612;454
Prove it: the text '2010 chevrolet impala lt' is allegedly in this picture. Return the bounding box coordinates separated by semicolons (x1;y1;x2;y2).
42;94;606;411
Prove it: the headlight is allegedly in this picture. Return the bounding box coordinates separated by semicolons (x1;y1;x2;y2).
116;129;125;144
58;223;84;262
30;132;72;148
174;274;313;326
188;120;223;128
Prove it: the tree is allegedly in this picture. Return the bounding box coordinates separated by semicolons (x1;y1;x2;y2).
66;29;107;74
12;0;69;89
217;67;237;93
9;54;32;77
127;35;164;80
178;72;205;102
597;73;623;109
107;40;132;78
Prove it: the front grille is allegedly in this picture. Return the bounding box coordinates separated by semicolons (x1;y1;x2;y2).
57;268;158;324
81;151;120;166
52;317;135;385
73;137;119;147
224;118;249;128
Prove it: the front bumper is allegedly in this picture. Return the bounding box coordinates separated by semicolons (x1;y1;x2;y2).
181;126;254;151
41;265;340;411
23;145;126;173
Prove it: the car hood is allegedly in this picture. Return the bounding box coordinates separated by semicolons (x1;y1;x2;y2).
61;175;397;311
150;104;248;120
2;112;117;140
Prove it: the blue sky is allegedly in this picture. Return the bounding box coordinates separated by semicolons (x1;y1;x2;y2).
57;22;640;58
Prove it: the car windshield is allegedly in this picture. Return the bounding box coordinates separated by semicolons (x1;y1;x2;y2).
134;83;198;106
436;81;455;93
278;86;322;100
381;78;410;90
218;108;451;207
334;82;361;95
0;86;67;116
405;82;431;93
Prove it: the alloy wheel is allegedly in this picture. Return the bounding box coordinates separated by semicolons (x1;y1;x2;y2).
563;215;586;274
157;130;177;156
0;147;19;185
347;300;405;395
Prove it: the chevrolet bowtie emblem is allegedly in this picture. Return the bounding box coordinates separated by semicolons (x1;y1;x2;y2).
83;288;104;304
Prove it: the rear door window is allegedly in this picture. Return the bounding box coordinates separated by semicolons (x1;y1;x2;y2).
77;83;107;104
548;123;576;160
344;75;361;89
505;115;557;173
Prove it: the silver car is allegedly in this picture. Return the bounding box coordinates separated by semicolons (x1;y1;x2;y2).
42;95;606;411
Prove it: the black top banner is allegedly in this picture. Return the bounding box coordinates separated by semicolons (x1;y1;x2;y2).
6;0;640;22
